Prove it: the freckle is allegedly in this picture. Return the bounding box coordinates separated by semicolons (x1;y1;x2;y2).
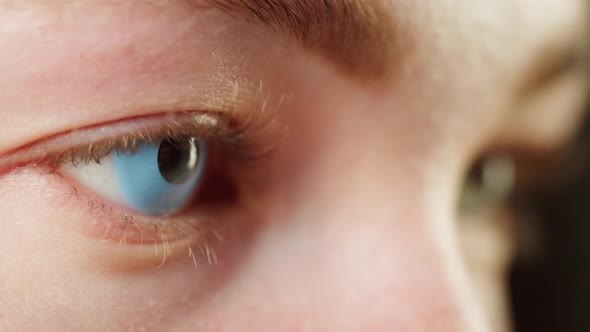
123;44;138;57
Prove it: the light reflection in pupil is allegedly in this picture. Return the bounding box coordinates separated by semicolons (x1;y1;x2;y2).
157;138;198;184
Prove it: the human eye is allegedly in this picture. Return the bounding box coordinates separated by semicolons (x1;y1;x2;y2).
63;130;207;216
4;110;275;267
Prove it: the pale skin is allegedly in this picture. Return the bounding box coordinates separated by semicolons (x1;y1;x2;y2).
0;0;588;331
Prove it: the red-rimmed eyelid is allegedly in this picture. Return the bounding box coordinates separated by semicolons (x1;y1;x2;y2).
0;111;231;173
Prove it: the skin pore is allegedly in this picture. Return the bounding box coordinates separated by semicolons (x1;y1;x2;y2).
0;0;588;331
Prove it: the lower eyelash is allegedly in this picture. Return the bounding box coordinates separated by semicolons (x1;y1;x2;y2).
49;167;230;261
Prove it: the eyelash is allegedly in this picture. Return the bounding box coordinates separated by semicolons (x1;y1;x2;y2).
42;111;274;168
17;111;276;263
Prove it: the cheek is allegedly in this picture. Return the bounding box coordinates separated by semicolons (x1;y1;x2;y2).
0;169;238;330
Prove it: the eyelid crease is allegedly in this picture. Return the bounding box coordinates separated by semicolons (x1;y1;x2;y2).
0;110;281;173
518;37;590;100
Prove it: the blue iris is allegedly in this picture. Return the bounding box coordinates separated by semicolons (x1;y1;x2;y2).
113;137;206;215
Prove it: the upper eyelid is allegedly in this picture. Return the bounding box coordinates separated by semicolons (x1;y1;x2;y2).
0;111;235;173
519;38;590;98
0;85;285;174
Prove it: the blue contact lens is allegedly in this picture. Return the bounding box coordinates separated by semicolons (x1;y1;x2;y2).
113;137;206;215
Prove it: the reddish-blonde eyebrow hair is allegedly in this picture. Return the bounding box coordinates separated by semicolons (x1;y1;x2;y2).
4;0;405;81
193;0;404;81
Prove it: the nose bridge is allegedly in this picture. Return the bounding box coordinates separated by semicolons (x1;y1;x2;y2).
250;201;471;332
237;110;489;331
252;157;482;332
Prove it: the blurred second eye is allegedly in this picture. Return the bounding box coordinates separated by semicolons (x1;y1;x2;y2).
61;136;207;215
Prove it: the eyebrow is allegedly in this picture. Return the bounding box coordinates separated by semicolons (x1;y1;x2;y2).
10;0;401;81
196;0;401;81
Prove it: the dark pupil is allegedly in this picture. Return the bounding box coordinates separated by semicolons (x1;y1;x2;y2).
157;138;198;184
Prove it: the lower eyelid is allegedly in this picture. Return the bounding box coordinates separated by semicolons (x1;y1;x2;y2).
39;165;252;271
45;164;231;248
